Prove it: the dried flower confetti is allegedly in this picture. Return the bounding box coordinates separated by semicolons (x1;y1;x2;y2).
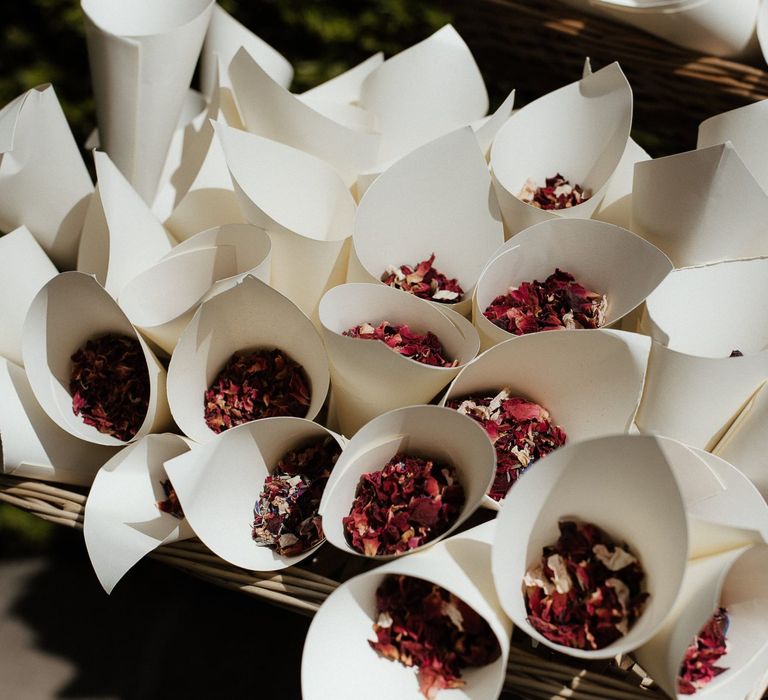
381;253;464;303
343;321;457;367
156;479;184;519
343;454;465;556
729;350;743;358
70;333;150;441
523;520;649;650
517;173;591;210
446;389;566;501
204;349;311;433
678;608;729;695
251;436;341;557
370;574;501;699
484;269;607;335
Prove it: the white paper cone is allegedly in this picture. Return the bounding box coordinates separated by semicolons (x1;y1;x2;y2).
358;25;488;165
164;417;343;571
635;545;768;699
472;89;516;159
167;275;330;443
83;433;194;593
594;138;650;228
201;4;293;98
319;405;495;560
441;329;651;507
228;47;381;184
302;521;511;700
0;226;57;366
635;342;768;451
490;63;632;237
214;122;356;319
0;357;118;486
351;127;504;317
22;272;172;446
643;258;768;358
118;224;271;354
631;142;768;267
82;0;215;204
301;53;384;104
472;218;672;350
77;151;176;299
492;434;690;659
319;283;480;435
0;84;93;269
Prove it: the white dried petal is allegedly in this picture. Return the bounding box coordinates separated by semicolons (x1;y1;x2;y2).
360;322;376;335
523;564;555;596
441;600;464;631
376;611;393;628
488;388;510;416
547;553;573;594
606;577;631;615
593;544;637;571
432;289;459;301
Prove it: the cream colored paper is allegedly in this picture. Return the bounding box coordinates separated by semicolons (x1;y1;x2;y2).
492;434;690;659
301;53;383;104
200;4;293;97
84;433;194;593
643;258;768;357
0;84;93;269
319;405;495;560
228;47;381;184
166;275;330;444
631;142;768;267
302;521;511;700
635;342;768;451
441;329;651;507
164;418;343;572
77;151;176;299
594;138;650;228
0;357;117;486
0;226;57;366
82;0;215;203
350;127;504;317
118;224;271;354
22;272;172;446
215;121;355;320
490;63;632;236
319;283;480;435
472;218;672;350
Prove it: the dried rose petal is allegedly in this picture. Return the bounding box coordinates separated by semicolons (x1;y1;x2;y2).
343;321;457;367
517;173;591;210
446;389;566;501
678;608;729;695
381;253;464;304
204;349;311;434
730;350;743;358
251;436;341;557
69;333;150;441
370;574;501;699
523;520;649;650
343;454;465;556
156;479;184;519
483;268;607;335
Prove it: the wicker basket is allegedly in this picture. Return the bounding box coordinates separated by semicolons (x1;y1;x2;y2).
0;474;670;699
445;0;768;155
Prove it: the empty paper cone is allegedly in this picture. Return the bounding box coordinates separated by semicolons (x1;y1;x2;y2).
164;417;344;571
302;521;511;700
0;84;93;269
301;53;383;104
490;63;632;237
0;226;57;366
82;0;214;204
22;272;172;446
632;142;768;267
492;434;690;659
0;357;118;486
319;405;495;560
635;342;768;451
319;283;480;435
167;275;330;444
643;258;768;358
84;433;194;594
441;329;651;508
77;151;176;299
215;122;356;320
351;128;504;318
472;217;672;350
119;224;271;354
